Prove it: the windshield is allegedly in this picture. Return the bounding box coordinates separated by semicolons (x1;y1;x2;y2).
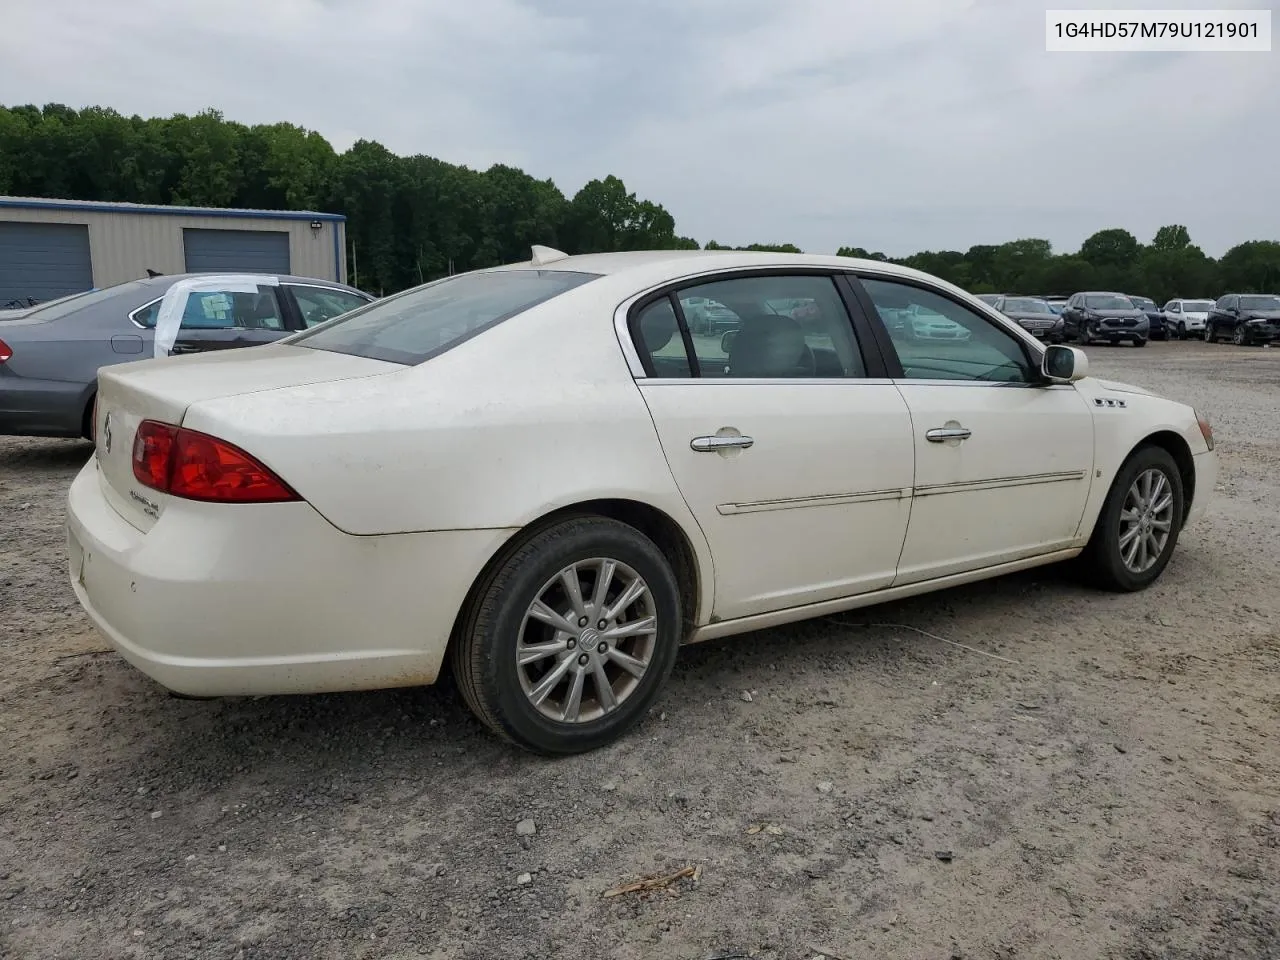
1183;300;1213;312
1240;295;1280;311
1002;298;1053;314
290;269;599;365
1130;297;1155;309
1085;294;1135;310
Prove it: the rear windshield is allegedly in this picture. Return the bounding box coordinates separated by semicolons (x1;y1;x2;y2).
11;281;144;321
290;269;599;365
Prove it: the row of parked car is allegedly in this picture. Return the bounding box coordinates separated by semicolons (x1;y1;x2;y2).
976;291;1280;348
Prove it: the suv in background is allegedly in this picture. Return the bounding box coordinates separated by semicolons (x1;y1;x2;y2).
992;295;1065;342
1127;295;1167;340
1062;292;1149;347
1162;298;1215;340
1205;294;1280;345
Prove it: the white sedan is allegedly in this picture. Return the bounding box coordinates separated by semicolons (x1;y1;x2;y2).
66;248;1218;754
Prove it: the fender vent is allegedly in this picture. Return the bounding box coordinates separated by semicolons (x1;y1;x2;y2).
1094;397;1127;409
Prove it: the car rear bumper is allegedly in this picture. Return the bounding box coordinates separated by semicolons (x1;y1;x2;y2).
65;459;513;697
0;375;90;437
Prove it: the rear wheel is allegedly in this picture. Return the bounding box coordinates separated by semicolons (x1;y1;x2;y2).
451;516;682;754
80;393;97;441
1081;445;1184;592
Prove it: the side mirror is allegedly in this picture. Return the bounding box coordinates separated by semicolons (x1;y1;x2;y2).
721;329;738;354
1042;344;1088;383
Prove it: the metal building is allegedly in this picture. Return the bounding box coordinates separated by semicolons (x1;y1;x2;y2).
0;196;347;305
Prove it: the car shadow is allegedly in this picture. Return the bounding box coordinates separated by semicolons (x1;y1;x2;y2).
0;437;94;471
70;563;1091;791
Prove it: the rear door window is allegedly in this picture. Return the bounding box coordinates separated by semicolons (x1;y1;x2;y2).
131;286;284;330
290;269;599;365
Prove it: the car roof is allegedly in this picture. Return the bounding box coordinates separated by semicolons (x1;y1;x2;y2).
135;273;359;290
485;248;942;287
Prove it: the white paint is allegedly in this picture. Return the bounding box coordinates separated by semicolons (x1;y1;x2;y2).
69;249;1217;701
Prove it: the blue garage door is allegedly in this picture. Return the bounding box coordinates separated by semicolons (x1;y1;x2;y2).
0;221;94;306
183;228;291;275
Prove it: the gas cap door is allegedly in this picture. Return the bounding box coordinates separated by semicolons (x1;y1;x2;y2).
110;335;144;355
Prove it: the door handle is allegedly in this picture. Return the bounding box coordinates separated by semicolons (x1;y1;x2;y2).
925;426;972;443
691;435;755;452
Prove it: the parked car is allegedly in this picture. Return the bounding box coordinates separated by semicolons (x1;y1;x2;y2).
66;247;1217;754
1062;292;1149;346
1040;295;1070;313
1162;299;1215;340
973;293;1010;306
992;295;1066;342
1127;296;1167;340
906;303;971;340
0;273;373;439
1204;293;1280;345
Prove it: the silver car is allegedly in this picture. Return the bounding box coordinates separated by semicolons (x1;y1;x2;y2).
0;273;372;439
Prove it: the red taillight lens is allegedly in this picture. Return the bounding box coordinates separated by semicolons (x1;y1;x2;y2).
131;420;299;504
0;339;12;363
132;421;176;489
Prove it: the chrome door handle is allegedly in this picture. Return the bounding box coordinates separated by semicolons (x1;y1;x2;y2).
925;426;972;443
691;435;755;452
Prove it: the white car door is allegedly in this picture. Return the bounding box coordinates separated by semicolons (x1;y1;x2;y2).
627;273;916;622
854;276;1096;585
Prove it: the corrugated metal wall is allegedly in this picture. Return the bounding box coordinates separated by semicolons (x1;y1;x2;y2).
0;203;346;288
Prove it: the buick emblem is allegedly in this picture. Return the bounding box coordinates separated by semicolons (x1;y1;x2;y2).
102;412;113;455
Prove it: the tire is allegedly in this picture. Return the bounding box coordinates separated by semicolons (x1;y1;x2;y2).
1080;445;1184;592
81;392;97;441
1175;322;1186;341
1075;323;1090;346
451;515;682;755
1233;325;1249;346
1133;337;1147;347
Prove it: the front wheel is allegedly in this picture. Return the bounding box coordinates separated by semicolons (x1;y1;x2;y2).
1175;322;1186;341
1133;337;1147;347
1233;325;1249;346
1081;446;1184;592
451;516;682;754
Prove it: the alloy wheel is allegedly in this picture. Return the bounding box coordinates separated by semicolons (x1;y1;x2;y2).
515;558;658;723
1118;468;1175;574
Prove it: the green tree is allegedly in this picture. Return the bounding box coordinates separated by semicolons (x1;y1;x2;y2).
1218;241;1280;293
1079;228;1140;270
1151;224;1192;252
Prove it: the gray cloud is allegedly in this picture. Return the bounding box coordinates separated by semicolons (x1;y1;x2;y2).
2;0;1277;256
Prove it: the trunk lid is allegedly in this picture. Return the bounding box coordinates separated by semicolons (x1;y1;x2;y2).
92;344;400;531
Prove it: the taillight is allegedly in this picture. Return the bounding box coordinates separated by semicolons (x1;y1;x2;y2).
131;420;299;503
0;339;12;363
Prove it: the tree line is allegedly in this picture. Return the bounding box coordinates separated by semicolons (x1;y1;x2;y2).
2;104;1277;303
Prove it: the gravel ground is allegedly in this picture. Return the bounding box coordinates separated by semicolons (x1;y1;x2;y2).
1;340;1277;960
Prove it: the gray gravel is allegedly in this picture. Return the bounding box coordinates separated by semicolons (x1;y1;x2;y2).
1;340;1277;959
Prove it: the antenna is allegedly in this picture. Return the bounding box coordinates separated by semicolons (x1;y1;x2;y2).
530;245;569;267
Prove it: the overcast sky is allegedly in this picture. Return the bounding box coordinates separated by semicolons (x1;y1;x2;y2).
3;0;1277;257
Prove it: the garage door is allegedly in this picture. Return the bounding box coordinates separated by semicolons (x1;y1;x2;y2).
0;221;94;305
183;228;291;275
